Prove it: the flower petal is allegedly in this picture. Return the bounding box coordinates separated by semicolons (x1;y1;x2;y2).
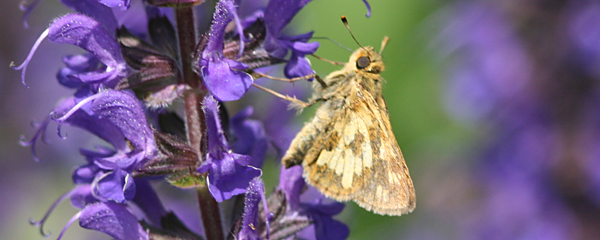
97;0;131;10
231;107;268;168
48;13;126;87
93;169;136;203
90;90;155;158
264;0;313;37
201;58;253;101
284;52;314;79
60;0;119;33
79;202;148;240
279;165;305;210
199;96;262;202
201;152;262;202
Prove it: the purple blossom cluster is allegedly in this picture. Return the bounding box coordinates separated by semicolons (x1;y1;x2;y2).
14;0;371;239
437;0;600;239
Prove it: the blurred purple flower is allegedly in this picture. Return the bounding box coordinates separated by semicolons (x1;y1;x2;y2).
437;2;582;239
263;0;319;78
197;95;261;202
230;106;269;168
437;3;531;123
567;0;600;78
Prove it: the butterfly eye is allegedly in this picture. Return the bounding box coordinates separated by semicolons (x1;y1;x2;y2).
356;56;370;69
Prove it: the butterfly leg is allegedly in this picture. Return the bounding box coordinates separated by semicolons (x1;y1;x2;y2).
250;70;327;89
252;83;311;108
249;70;317;82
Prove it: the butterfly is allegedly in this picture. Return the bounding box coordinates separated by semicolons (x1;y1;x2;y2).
281;36;416;216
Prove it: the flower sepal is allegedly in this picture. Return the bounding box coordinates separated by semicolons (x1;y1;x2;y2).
167;172;207;189
136;130;200;177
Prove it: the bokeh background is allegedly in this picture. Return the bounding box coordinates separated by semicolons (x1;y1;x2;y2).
3;0;600;239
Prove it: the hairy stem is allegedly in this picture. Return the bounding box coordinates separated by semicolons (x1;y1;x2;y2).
197;184;225;240
176;6;223;240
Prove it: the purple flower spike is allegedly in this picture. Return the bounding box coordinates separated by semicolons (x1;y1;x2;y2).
79;202;148;240
198;95;261;202
48;13;126;88
264;0;319;78
199;0;253;102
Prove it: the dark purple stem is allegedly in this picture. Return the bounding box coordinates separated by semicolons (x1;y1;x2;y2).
197;184;224;240
175;6;223;240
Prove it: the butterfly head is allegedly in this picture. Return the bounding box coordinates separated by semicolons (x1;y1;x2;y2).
349;46;384;76
348;37;388;76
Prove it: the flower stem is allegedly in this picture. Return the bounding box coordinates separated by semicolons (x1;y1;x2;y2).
197;184;225;240
175;6;224;240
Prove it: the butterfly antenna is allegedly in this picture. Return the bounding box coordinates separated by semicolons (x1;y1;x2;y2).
312;36;353;52
341;16;367;52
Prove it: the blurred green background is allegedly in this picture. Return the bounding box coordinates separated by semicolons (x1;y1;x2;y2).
0;0;466;239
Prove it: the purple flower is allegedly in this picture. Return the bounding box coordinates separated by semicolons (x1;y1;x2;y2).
60;0;119;33
53;90;156;203
437;3;531;123
279;165;305;210
31;183;152;240
198;0;253;102
197;95;261;202
435;2;593;239
278;165;349;240
97;0;131;10
12;13;126;89
230;107;269;168
300;198;349;240
79;202;148;240
361;0;372;17
263;0;319;78
567;0;600;78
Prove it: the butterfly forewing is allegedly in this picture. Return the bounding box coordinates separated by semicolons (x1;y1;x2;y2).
298;83;414;216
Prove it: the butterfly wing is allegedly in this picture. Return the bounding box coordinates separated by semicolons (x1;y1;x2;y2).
299;82;416;216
